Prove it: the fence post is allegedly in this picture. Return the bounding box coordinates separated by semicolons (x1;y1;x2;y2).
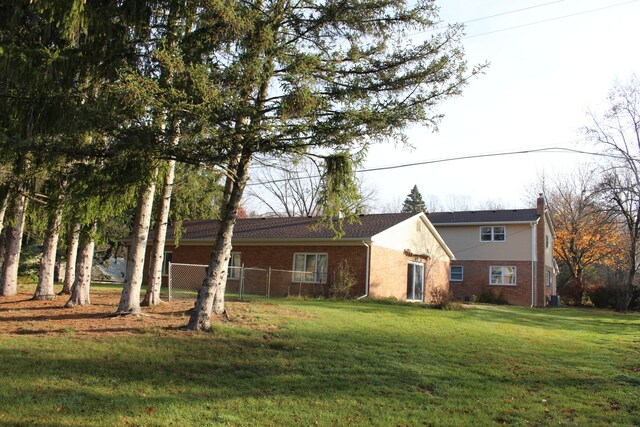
267;267;271;299
168;261;172;302
239;263;245;301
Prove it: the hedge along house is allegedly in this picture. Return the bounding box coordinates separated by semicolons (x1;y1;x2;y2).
427;195;558;307
141;213;454;301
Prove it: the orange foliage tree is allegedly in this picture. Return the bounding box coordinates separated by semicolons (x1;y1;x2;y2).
547;168;623;303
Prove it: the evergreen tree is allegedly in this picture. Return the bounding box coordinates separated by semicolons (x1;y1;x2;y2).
402;185;426;214
187;0;485;331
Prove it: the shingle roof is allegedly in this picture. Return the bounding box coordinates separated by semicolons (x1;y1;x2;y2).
161;213;417;241
427;209;539;225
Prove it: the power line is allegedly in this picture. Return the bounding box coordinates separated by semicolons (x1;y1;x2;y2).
246;146;620;187
411;0;567;35
463;0;640;39
411;0;640;39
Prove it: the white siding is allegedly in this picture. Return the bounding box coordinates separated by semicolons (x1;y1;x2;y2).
373;216;450;261
435;223;534;261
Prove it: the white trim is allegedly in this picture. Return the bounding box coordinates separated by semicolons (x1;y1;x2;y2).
407;261;425;302
228;252;241;280
358;241;371;299
489;265;517;286
450;265;463;282
292;252;328;284
479;225;506;242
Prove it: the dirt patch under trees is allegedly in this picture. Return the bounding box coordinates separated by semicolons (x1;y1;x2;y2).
0;290;203;336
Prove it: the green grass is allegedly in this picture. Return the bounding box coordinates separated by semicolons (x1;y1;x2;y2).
0;296;639;426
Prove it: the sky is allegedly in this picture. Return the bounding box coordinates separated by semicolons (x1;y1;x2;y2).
359;0;640;211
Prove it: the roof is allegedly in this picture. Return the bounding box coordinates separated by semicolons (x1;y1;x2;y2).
161;213;418;241
427;208;539;225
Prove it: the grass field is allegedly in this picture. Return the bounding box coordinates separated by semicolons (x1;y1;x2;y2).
0;288;639;426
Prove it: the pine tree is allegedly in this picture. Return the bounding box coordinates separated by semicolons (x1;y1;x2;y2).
187;0;485;331
402;185;426;214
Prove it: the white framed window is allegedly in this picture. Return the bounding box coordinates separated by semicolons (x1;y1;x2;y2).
546;270;551;287
450;265;463;282
480;226;506;242
490;266;516;286
407;262;425;301
162;252;173;276
228;252;241;280
293;253;328;283
545;234;550;249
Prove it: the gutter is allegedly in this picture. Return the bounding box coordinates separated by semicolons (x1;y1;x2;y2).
358;241;371;299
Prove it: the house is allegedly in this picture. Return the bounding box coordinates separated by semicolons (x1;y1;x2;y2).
427;195;558;307
142;212;454;302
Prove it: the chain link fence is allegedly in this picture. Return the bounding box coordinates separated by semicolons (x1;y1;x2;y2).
168;262;329;300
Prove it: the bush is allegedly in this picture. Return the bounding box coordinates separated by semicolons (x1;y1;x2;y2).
429;287;454;310
330;259;357;299
585;282;614;309
477;288;508;305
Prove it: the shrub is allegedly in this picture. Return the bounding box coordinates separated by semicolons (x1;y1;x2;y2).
477;288;508;305
429;287;454;309
330;259;357;299
585;282;614;309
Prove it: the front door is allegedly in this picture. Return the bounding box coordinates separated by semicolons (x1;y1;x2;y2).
407;262;424;301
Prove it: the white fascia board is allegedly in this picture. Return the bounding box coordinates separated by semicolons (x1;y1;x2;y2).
433;219;539;227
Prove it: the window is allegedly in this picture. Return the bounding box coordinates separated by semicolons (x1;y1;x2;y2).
162;252;173;276
407;262;424;301
293;253;328;283
228;253;241;280
480;226;505;242
545;234;550;249
450;265;463;282
490;266;516;286
546;271;551;287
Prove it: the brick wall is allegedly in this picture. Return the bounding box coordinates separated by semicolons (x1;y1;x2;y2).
142;242;369;298
369;245;450;302
449;260;534;306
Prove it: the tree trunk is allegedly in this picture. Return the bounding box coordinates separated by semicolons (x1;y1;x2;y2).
143;128;180;306
0;187;10;269
60;222;81;295
65;222;96;308
0;190;28;296
187;149;251;331
116;174;157;314
33;203;63;300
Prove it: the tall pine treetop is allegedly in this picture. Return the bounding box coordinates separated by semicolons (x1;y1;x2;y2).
401;185;426;213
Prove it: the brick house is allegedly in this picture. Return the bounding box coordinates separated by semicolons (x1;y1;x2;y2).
143;212;454;302
427;195;558;307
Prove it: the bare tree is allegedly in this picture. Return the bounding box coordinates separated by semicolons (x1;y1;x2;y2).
585;75;640;311
443;194;471;211
247;156;375;217
246;157;323;217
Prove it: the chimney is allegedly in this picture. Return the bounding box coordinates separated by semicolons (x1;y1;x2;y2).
536;193;545;215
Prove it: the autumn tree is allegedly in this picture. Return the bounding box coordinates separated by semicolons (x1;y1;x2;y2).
187;0;484;331
546;167;622;304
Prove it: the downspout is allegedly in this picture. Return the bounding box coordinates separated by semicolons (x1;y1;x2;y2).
530;223;536;308
358;241;371;300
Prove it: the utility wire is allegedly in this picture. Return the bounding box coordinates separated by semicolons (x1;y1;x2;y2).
464;0;640;39
246;146;622;187
411;0;640;39
411;0;566;35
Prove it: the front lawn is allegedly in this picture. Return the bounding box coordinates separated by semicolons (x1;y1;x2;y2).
0;289;638;426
